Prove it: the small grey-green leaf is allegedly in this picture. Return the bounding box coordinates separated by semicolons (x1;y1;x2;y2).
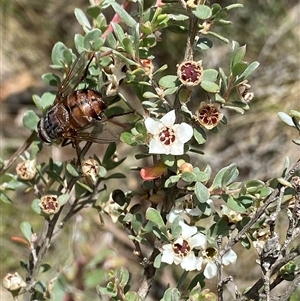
202;69;218;82
42;92;56;108
235;61;260;83
51;42;68;66
74;8;91;31
201;81;220;93
160;287;181;301
20;221;33;242
66;163;79;177
58;194;70;206
194;182;210;203
0;192;12;204
278;112;295;127
23;110;40;131
143;91;159;99
146;208;165;228
31;198;42;215
192;5;212;20
159;75;179;88
111;2;137;27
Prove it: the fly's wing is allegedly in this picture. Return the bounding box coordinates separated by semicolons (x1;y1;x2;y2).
61;113;136;144
54;51;95;104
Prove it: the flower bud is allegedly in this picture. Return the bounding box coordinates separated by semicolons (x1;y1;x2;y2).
16;159;36;180
3;272;26;292
179;162;194;173
39;195;60;215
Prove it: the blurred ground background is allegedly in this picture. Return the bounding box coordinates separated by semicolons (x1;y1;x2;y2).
0;0;299;300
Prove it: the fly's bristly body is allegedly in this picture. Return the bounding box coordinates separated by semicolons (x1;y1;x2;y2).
37;51;120;146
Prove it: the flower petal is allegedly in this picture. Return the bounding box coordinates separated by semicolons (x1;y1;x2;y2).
149;139;169;154
169;141;185;155
174;123;193;143
179;221;197;238
167;208;183;223
189;233;207;249
195;256;203;271
181;253;197;271
161;244;175;264
160;110;176;127
222;249;237;266
145;118;160;135
204;261;217;279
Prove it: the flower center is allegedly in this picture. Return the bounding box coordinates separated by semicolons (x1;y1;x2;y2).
159;127;176;145
173;239;191;257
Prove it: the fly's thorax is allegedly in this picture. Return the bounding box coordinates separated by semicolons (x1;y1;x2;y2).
38;104;70;143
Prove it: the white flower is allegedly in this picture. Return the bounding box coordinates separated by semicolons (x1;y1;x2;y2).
145;110;193;155
167;207;202;223
203;248;237;279
161;221;206;271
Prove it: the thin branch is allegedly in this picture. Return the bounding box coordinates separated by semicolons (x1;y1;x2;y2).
0;131;36;177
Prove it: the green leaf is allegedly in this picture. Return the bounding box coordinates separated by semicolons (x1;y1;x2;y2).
200;81;220;93
0;192;12;204
76;181;93;193
31;198;42;215
74;8;91;31
58;194;70;206
227;196;253;213
42;73;60;87
123;37;135;58
202;69;218;82
231;45;246;69
111;2;137;27
160;287;181;301
146;208;165;228
209;218;229;238
125;291;142;301
23;110;40;131
196;37;213;50
74;33;86;53
193;127;206;145
159;75;179;88
193;167;210;182
143;91;159;99
192;5;212;20
235;61;260;84
115;266;130;288
194;182;210;203
66;163;79;177
39;263;51;273
206;31;229;43
165;175;181;188
111;23;126;44
51;42;69;66
86;6;101;19
181;172;197;183
232;61;248;77
84;28;103;49
103;142;117;162
38;92;56;111
211;163;239;190
278;112;295;127
20;221;33;242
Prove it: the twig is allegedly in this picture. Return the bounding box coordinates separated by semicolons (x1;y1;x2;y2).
0;131;36;177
